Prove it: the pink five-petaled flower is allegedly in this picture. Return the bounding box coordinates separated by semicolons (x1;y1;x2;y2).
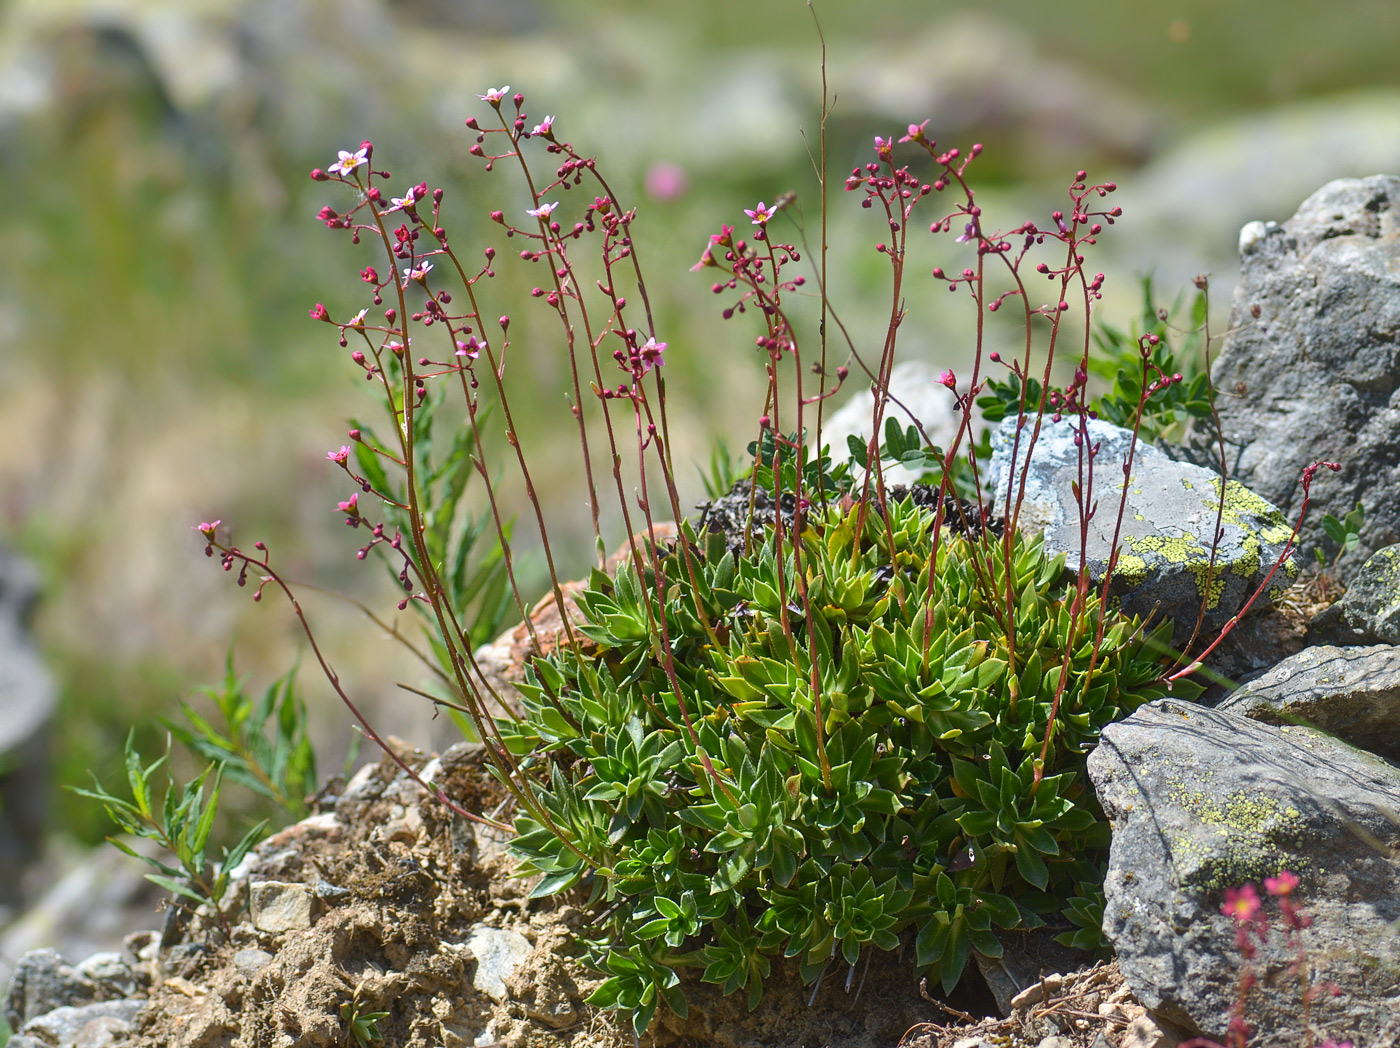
347;308;368;329
327;446;351;466
532;115;555;136
479;85;510;103
1222;883;1262;924
939;369;957;389
527;201;559;219
195;520;221;540
328;146;368;176
402;261;433;288
309;302;330;321
744;201;776;225
899;120;929;144
638;337;666;373
384;186;418;214
1264;869;1299;897
337;493;360;520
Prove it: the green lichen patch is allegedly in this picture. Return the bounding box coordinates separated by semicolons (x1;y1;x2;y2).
1165;780;1309;892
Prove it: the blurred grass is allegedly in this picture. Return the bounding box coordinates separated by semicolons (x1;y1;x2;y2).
2;0;1399;844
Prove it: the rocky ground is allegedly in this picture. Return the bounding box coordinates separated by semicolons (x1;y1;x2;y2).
4;737;1182;1048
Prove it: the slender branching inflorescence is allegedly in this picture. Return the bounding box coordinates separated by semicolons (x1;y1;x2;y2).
195;83;1344;1036
1181;872;1353;1048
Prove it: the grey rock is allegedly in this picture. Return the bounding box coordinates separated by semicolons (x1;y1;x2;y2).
464;925;532;1002
1308;542;1400;646
1089;699;1400;1046
1219;643;1400;762
0;840;164;996
1181;175;1400;564
5;949;101;1031
5;1037;50;1048
20;998;145;1048
232;948;274;979
249;880;315;934
988;416;1297;643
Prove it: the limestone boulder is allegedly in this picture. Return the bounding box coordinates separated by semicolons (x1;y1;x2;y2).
988;416;1296;646
1218;643;1400;763
1308;542;1400;647
1089;700;1400;1046
1182;175;1400;564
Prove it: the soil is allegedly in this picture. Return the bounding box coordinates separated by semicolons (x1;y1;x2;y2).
101;740;1156;1048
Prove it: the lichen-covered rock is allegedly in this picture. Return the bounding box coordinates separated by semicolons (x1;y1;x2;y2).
1181;176;1400;563
1089;700;1400;1046
988;416;1296;643
1308;542;1400;646
1218;643;1400;762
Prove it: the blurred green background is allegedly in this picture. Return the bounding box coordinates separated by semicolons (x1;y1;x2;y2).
6;0;1400;847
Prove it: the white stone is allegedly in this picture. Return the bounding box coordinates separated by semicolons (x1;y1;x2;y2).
463;925;532;1002
819;360;970;486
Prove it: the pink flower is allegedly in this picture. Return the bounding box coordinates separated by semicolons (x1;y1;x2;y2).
644;161;688;201
337;493;360;518
402;261;433;288
710;224;734;246
939;369;957;389
309;303;329;321
532;115;555;136
327;446;351;465
195;520;221;540
479;85;510;103
1222;884;1262;924
638;336;666;373
383;186;418;214
328;147;368;176
1264;869;1299;897
527;201;559;219
346;308;368;329
899;120;929;144
744;201;776;225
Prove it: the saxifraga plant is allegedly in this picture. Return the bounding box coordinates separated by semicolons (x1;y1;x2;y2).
192;75;1339;1037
